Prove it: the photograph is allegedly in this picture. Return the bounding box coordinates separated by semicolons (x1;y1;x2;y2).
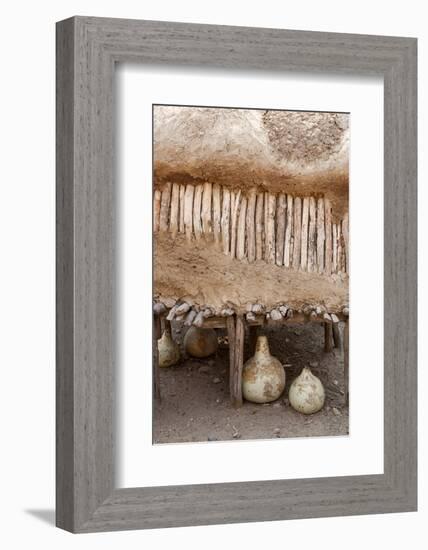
152;104;349;444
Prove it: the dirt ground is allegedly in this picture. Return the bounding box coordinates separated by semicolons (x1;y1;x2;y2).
153;321;349;444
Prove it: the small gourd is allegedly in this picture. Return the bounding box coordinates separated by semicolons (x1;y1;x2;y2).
184;326;218;358
289;367;325;414
158;326;180;367
242;335;285;403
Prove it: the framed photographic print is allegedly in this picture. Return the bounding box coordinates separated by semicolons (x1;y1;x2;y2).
56;16;417;532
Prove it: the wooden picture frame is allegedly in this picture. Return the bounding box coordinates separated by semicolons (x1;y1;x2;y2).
56;16;417;533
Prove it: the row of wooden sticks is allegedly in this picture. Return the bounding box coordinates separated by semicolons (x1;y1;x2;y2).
154;181;349;275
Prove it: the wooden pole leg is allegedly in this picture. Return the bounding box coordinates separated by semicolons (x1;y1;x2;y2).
153;314;161;402
324;322;333;353
229;315;245;408
344;319;349;405
332;322;342;349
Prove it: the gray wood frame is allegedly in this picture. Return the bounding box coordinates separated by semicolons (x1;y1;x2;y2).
56;16;417;533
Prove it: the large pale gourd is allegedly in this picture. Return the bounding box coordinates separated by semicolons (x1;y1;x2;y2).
289;367;325;414
242;336;285;403
158;326;180;367
184;326;218;358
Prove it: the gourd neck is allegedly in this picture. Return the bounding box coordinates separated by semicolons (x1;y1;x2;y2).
254;336;271;359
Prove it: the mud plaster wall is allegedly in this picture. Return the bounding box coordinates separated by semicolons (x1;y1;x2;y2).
153;106;349;313
154;106;349;221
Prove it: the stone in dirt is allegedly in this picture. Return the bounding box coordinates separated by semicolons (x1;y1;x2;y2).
309;361;319;368
332;407;342;416
213;377;221;384
198;366;211;374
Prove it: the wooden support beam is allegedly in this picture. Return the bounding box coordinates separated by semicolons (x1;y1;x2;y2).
153;314;161;401
324;322;333;353
226;315;236;406
344;319;349;405
153;189;161;233
231;315;245;408
332;322;342;349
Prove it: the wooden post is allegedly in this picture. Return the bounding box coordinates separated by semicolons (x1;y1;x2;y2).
201;181;213;234
169;183;180;238
292;196;302;269
153;189;161;233
283;194;293;267
344;319;349;405
184;184;194;240
266;193;276;264
332;322;342;349
179;184;185;233
153;314;161;401
236;196;247;260
324;322;333;353
342;212;349;274
213;183;222;245
325;198;332;275
193;184;203;240
275;193;286;266
231;315;245;407
255;192;264;260
316;197;325;273
301;197;309;271
221;188;231;255
159;182;172;232
246;188;257;262
227;315;236;405
308;196;317;272
230;189;241;259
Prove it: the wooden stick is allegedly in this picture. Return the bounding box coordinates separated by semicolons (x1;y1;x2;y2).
159;181;172;232
213;183;221;245
232;315;245;408
332;222;338;273
337;222;343;273
255;192;264;261
201;182;212;235
283;194;293;267
236;196;247;260
221;188;231;255
300;197;309;270
308;196;317;272
332;322;342;349
153;315;161;401
342;212;349;274
324;322;333;353
227;315;236;405
275;193;287;266
266;193;276;264
344;320;349;405
292;196;302;269
325;198;332;275
153;189;161;233
316;197;325;273
179;184;185;233
193;184;203;240
183;184;194;240
169;183;180;237
246;188;257;262
230;189;241;259
264;191;269;261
